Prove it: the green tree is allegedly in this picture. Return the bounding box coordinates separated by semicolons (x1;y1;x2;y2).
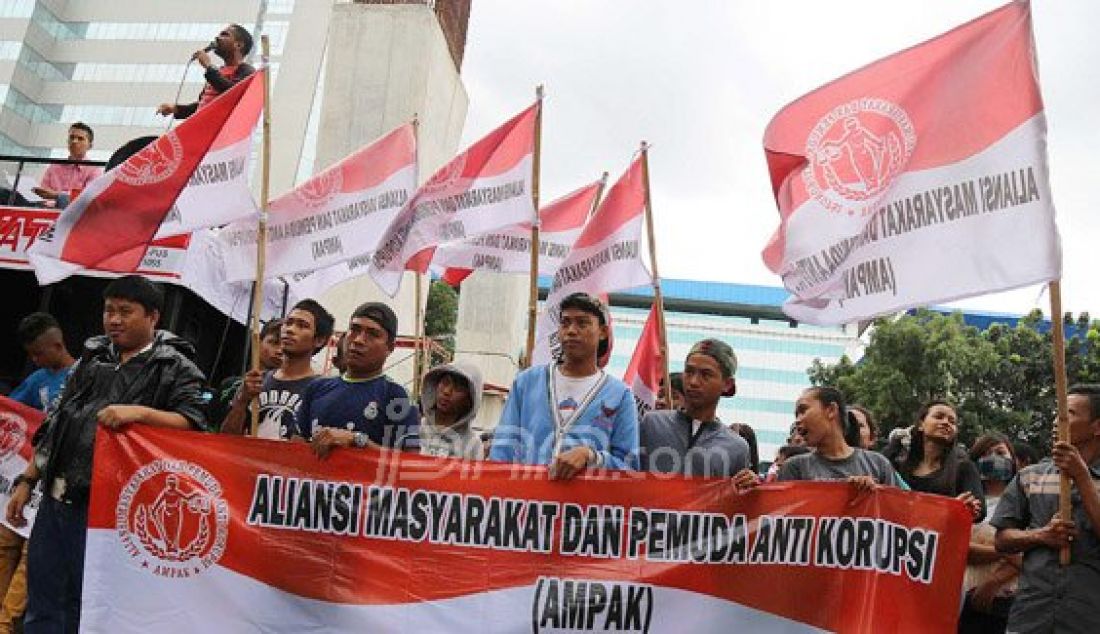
424;280;458;362
808;309;1100;450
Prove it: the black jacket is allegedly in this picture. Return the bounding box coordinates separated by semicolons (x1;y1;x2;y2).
36;330;208;501
174;62;256;119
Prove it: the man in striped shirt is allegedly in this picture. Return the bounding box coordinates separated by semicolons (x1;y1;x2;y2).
992;383;1100;633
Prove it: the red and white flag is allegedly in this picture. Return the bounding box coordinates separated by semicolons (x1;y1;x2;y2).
432;177;602;284
368;103;539;296
219;123;417;281
763;1;1060;324
0;396;44;539
180;229;298;325
28;71;265;285
622;304;664;415
155;76;265;239
531;155;651;365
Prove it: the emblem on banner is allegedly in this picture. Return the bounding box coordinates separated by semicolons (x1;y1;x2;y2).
0;412;26;461
805;97;916;216
116;459;229;578
295;167;343;209
116;132;184;187
421;154;466;196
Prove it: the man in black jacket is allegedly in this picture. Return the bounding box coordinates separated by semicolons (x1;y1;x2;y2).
157;23;255;119
5;275;207;633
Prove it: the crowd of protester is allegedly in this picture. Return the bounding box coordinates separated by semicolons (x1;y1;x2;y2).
1;22;1098;634
2;280;1098;633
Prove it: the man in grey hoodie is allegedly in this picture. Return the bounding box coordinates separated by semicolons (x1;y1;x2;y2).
419;362;484;460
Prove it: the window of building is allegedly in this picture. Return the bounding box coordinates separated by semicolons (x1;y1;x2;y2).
70;63;196;83
0;0;34;18
18;45;68;81
0;41;21;60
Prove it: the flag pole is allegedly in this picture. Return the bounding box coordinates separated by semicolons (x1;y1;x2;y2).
413;272;425;400
410;115;425;400
592;172;609;219
247;35;272;437
522;85;545;368
1049;279;1072;565
640;142;672;408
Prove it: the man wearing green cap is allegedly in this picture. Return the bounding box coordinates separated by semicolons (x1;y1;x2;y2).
640;338;751;478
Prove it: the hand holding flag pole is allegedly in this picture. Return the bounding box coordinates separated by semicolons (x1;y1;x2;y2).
1049;280;1072;565
248;34;272;437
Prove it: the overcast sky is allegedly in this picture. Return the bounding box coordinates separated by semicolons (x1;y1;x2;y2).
458;1;1100;318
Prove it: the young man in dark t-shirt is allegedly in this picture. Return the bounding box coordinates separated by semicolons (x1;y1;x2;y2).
297;302;418;456
223;300;333;440
209;318;282;431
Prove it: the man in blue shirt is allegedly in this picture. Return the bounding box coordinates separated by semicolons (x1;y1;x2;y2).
0;314;75;634
296;302;418;457
9;313;75;411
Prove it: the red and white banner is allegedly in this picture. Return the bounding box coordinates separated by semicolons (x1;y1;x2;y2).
0;207;290;323
368;103;539;296
622;305;664;415
28;71;264;285
219;123;417;282
0;206;190;281
0;396;45;538
432;178;602;282
531;156;651;365
85;426;969;632
763;2;1060;324
155;73;265;239
179;229;297;325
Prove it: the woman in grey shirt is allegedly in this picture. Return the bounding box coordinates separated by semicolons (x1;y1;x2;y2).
778;386;900;492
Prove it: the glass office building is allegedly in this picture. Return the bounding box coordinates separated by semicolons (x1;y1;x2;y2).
601;280;865;463
0;1;299;161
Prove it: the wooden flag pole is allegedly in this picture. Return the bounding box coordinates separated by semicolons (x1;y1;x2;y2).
640;142;673;408
522;85;545;368
248;35;272;437
413;272;425;400
1049;280;1072;565
591;172;609;219
410;115;424;400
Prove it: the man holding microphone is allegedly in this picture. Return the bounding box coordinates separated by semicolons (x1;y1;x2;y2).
157;24;255;119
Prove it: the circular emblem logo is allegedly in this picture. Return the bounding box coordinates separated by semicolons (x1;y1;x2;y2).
804;97;916;216
363;402;379;420
116;132;184;187
294;167;343;209
420;154;466;196
116;459;228;578
0;412;27;461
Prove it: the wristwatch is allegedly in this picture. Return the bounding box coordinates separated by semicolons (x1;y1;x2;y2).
352;432;369;448
11;474;37;491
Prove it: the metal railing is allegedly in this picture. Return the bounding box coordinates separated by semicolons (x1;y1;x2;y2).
0;154;108;207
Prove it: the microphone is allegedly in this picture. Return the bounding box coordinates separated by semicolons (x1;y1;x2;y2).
203;41;216;52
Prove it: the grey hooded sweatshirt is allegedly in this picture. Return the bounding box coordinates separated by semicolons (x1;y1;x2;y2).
419;362;484;460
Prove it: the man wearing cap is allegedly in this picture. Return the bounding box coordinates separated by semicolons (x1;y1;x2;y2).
640;339;751;478
490;293;639;478
295;302;419;457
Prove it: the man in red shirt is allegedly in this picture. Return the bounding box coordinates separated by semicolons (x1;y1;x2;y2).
33;123;102;202
157;24;255;119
